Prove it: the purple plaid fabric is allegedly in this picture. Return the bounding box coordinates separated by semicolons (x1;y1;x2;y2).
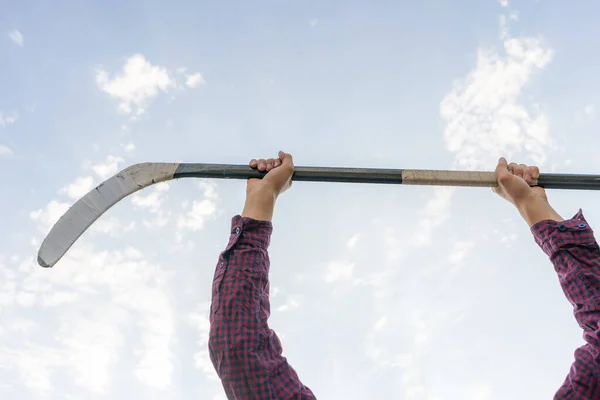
208;215;316;399
531;210;600;399
209;211;600;399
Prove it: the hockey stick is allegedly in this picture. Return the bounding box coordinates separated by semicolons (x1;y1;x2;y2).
37;162;600;268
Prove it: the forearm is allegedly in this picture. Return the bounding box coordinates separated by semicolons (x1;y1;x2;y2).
530;209;600;343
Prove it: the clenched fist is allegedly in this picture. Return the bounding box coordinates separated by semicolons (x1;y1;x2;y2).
242;151;295;222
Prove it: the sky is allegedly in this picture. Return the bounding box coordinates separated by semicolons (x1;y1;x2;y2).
1;0;600;399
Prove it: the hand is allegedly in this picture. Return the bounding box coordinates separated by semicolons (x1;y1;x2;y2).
242;151;294;221
493;157;563;227
493;157;547;207
247;151;294;198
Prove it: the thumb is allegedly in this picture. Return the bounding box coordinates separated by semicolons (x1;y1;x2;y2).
279;151;293;167
495;157;508;175
495;157;512;182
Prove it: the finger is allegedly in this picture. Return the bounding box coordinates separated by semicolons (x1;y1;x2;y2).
258;159;267;171
266;158;275;171
523;165;532;183
531;166;540;179
517;164;527;179
274;158;281;168
249;159;258;168
509;163;522;178
508;162;518;175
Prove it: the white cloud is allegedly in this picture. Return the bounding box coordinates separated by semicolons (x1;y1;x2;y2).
186;73;205;88
30;200;70;233
584;104;595;115
129;289;174;389
8;30;24;46
324;260;354;282
124;141;136;152
0;111;19;126
41;291;79;307
0;346;63;394
91;217;135;236
275;296;301;312
5;218;175;395
347;234;360;250
91;155;123;180
309;18;318;28
0;145;12;157
177;182;218;231
467;383;493;400
412;187;453;247
440;18;554;169
177;199;217;231
188;303;216;378
374;316;387;331
61;176;94;200
96;54;176;115
56;308;126;392
132;182;170;213
16;292;36;307
498;0;509;7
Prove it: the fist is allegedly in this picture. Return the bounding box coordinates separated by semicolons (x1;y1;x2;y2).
247;151;295;198
493;157;548;207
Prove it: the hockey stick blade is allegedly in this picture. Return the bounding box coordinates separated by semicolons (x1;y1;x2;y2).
37;163;180;268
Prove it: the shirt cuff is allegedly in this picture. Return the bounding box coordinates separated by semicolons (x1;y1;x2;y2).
531;209;596;258
224;215;273;251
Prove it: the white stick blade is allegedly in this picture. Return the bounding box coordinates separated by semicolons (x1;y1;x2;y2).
37;162;179;268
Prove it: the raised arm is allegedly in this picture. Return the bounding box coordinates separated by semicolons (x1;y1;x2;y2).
494;158;600;399
208;152;317;399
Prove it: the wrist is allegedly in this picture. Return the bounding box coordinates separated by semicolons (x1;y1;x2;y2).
516;197;563;227
241;191;277;222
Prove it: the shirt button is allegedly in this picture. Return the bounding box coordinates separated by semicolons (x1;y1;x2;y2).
219;262;225;268
578;223;587;229
235;227;241;235
558;225;567;232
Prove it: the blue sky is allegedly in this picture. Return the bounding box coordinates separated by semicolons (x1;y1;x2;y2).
1;0;600;399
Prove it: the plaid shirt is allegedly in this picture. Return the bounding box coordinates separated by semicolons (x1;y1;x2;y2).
532;210;600;399
209;211;600;399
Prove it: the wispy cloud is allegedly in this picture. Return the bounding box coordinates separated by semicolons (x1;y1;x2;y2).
440;15;554;169
177;182;218;231
0;145;12;157
132;182;170;213
347;233;360;250
309;18;318;28
0;111;19;126
91;155;123;180
324;260;354;282
188;302;217;377
61;176;94;200
30;200;70;233
123;142;136;152
8;30;23;46
186;73;205;88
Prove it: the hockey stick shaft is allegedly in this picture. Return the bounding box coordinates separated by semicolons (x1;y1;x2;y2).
174;163;600;190
37;162;600;269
